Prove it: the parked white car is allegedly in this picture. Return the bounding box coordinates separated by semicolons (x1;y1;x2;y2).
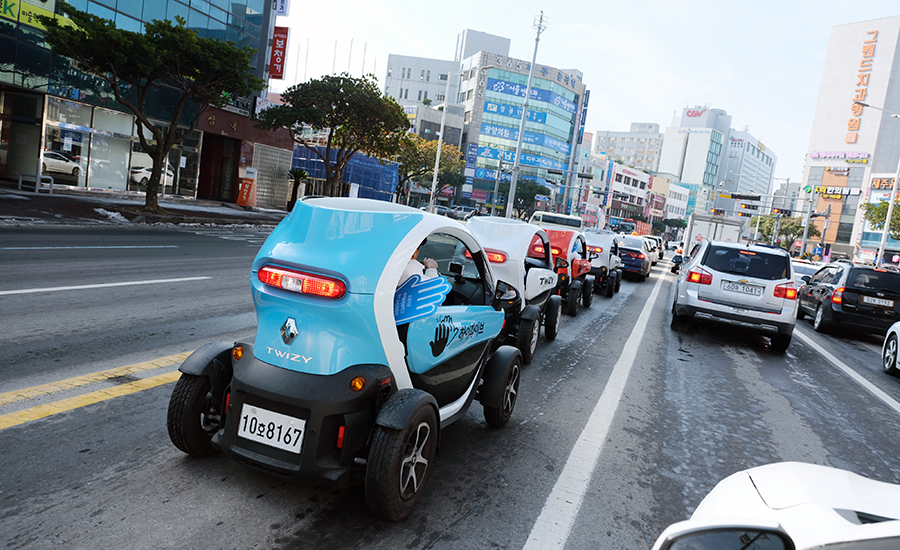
466;217;561;362
130;163;176;192
42;151;82;176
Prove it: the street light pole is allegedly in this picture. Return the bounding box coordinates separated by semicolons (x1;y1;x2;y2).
855;101;900;266
799;197;814;257
428;70;459;214
506;12;547;219
491;158;504;217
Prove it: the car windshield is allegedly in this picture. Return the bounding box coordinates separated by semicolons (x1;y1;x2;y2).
847;268;900;293
703;245;789;280
538;214;581;228
620;236;646;249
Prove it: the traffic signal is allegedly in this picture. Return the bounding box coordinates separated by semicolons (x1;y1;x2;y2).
738;212;752;217
740;203;759;210
772;208;792;216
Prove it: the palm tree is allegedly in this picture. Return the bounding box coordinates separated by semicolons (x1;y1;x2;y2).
287;168;309;212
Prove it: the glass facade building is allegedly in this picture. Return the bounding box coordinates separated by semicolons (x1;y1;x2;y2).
0;0;291;206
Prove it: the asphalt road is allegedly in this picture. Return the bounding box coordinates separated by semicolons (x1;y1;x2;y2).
2;226;899;550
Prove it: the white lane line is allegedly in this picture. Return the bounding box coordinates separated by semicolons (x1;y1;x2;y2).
523;271;667;550
0;277;212;296
794;329;900;415
0;246;179;250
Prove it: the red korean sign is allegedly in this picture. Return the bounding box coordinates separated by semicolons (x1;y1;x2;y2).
269;27;289;80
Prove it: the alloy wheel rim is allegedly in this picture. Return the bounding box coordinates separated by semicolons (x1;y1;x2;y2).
503;364;520;414
399;422;431;497
886;338;897;371
529;318;540;354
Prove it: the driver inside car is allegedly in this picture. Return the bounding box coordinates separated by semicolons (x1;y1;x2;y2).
399;238;439;287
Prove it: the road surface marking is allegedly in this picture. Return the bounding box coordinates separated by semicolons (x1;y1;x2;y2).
0;352;191;406
0;371;182;430
794;329;900;415
523;270;667;550
1;246;179;250
0;277;211;296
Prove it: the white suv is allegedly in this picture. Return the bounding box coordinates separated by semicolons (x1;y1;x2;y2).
671;240;798;353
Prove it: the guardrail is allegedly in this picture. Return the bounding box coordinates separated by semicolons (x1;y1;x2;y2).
18;173;54;194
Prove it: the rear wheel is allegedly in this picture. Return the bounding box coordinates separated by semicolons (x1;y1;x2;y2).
670;296;688;331
516;313;540;363
544;296;562;341
813;304;829;332
605;275;615;297
884;334;899;376
581;277;594;308
771;333;792;354
167;373;218;457
614;271;621;292
366;405;438;521
796;307;806;320
483;355;521;428
565;283;579;316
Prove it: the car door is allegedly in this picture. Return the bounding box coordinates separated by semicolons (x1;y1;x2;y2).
803;267;838;313
402;233;504;407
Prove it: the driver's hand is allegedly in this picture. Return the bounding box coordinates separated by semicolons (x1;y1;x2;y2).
423;258;438;270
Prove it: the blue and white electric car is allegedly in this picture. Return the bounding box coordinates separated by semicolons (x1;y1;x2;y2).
166;197;523;521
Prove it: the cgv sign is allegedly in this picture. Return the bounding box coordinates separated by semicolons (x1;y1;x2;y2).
686;109;706;117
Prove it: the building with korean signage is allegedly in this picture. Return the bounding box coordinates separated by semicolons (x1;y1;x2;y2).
802;15;900;262
1;0;293;208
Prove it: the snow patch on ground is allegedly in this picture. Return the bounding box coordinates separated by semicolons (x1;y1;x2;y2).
94;208;131;223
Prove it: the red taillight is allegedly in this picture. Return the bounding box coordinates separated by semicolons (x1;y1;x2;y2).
832;286;845;305
589;246;603;254
224;393;231;411
638;253;645;259
532;245;544;254
258;266;346;299
774;282;798;300
464;249;507;263
337;425;345;449
687;268;712;285
551;247;562;256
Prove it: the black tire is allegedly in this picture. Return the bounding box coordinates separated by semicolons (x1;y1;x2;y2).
565;284;579;317
483;354;521;428
167;373;218;457
72;167;80;176
614;271;621;292
516;313;540;363
813;304;829;333
544;295;562;341
582;277;594;308
41;163;47;172
884;334;899;376
140;177;149;187
771;333;792;354
670;296;688;331
605;275;615;297
366;404;438;521
796;307;806;321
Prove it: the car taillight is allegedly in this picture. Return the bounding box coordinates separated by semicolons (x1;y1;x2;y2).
774;282;798;300
589;246;603;254
551;247;562;256
532;245;545;254
687;267;712;285
258;266;346;299
638;253;645;259
337;425;345;449
832;286;845;305
464;249;507;263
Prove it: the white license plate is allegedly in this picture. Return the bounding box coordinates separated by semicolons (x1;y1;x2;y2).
238;404;305;454
862;295;894;308
722;281;763;296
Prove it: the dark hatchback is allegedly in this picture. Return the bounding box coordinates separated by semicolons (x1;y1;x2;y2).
798;261;900;334
617;235;652;281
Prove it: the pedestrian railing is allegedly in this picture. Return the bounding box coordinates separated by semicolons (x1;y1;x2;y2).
18;173;54;194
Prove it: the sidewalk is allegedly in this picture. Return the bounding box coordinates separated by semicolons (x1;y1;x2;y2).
0;184;288;227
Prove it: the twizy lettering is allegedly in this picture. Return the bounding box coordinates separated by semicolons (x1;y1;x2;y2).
266;347;313;363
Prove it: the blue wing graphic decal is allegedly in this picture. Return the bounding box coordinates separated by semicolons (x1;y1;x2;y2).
394;274;452;325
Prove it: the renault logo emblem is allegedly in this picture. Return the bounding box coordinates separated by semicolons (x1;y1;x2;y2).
281;318;299;345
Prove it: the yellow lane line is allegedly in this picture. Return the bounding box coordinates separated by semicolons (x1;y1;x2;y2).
0;352;191;406
0;371;183;430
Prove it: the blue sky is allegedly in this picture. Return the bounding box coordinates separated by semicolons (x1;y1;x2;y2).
274;0;900;185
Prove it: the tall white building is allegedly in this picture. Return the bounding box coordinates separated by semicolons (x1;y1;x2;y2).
801;15;900;262
592;123;664;173
718;131;778;216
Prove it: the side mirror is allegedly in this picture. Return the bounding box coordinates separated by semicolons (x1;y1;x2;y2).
492;280;521;311
554;257;569;270
589;251;599;260
673;255;683;265
656;525;794;550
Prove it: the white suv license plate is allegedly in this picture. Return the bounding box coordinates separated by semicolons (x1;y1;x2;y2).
722;281;763;297
862;295;894;308
238;404;305;454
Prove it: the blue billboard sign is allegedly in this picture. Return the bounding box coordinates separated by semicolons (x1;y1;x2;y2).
486;78;577;114
480;123;571;155
483;101;547;124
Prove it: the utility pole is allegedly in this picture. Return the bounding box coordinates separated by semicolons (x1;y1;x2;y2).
799;197;814;257
507;12;547;218
491;158;505;217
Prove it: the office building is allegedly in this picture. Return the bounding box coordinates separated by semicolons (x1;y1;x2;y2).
717;130;777;216
593;123;664;173
801;15;900;262
3;0;293;207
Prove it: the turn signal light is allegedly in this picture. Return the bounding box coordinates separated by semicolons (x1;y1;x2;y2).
232;345;244;361
774;282;798;300
687;268;712;285
258;266;346;299
832;287;845;305
349;376;366;391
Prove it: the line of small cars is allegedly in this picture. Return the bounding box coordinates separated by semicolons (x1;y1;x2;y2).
165;200;628;521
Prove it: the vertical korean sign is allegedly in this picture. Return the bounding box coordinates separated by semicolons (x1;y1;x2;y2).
269;27;289;80
274;0;290;16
